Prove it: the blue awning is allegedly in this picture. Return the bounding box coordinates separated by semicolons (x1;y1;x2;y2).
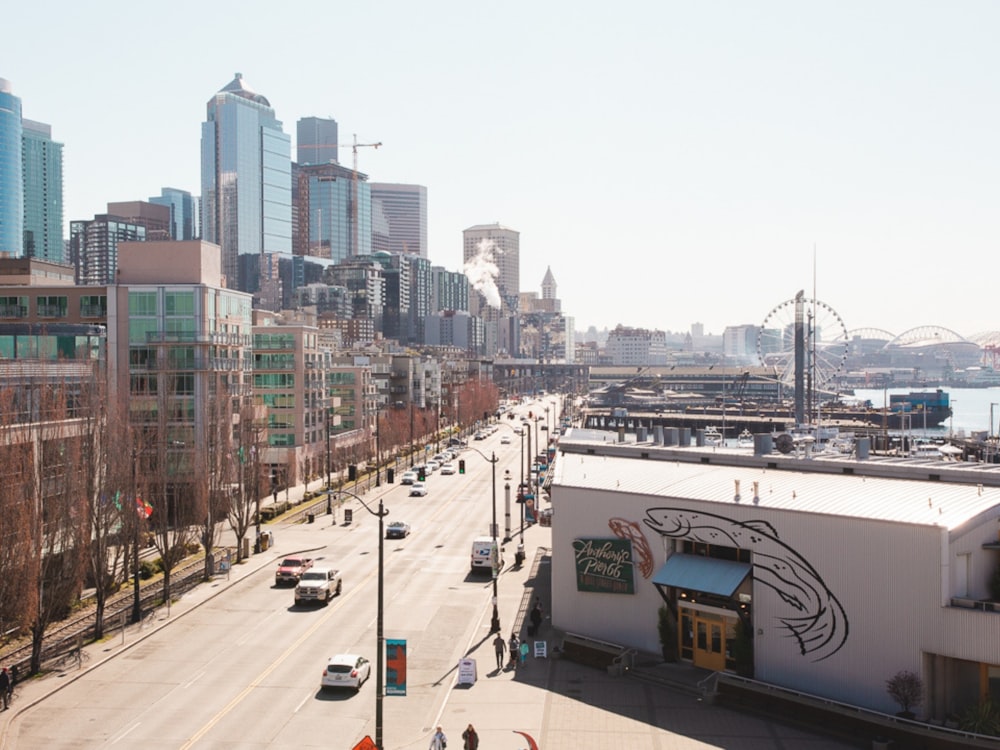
652;554;751;597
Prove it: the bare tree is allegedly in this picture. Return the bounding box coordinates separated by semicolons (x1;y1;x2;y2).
0;387;35;649
198;388;234;578
226;402;266;562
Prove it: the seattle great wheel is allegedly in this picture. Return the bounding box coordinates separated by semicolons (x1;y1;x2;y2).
756;296;849;389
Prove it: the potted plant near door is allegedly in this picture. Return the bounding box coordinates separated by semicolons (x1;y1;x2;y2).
656;605;678;662
885;669;923;719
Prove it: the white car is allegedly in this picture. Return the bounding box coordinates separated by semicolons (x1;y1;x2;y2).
400;470;418;485
321;654;371;692
409;482;428;497
426;460;440;473
500;435;511;445
439;462;456;475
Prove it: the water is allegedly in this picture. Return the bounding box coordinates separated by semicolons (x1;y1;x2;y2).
852;386;1000;437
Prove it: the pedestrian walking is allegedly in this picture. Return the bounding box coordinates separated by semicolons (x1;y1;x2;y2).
429;725;447;750
493;632;507;670
462;723;479;750
529;600;543;636
0;667;10;710
508;632;520;668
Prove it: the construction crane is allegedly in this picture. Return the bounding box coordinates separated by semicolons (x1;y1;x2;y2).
297;133;381;256
342;134;381;256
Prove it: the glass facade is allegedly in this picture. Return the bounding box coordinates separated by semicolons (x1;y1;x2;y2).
21;119;63;261
201;74;292;293
149;187;197;240
0;79;23;256
294;162;372;261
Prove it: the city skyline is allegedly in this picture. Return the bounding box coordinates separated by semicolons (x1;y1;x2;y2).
3;1;998;337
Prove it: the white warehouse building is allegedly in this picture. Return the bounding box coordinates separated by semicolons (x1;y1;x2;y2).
549;430;1000;719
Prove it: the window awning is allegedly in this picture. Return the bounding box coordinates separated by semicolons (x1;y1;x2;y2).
652;554;751;597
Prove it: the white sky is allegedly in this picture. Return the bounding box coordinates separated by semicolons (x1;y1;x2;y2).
3;1;998;338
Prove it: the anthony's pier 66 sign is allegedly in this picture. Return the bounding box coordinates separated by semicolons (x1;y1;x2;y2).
572;538;635;594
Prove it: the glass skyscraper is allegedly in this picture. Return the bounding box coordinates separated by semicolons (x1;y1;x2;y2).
22;119;63;262
201;73;291;294
0;78;23;256
292;161;372;261
149;187;197;240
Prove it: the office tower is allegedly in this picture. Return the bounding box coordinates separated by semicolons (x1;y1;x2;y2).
149;187;197;240
369;183;427;257
292;161;371;260
21;119;63;262
0;78;23;256
201;73;291;293
462;223;519;317
297;116;338;165
70;202;170;285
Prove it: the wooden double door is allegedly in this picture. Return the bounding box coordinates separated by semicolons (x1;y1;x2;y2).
680;608;734;672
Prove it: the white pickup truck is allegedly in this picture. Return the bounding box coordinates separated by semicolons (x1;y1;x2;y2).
294;567;343;605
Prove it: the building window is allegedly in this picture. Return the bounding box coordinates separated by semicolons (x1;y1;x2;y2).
129;291;158;316
80;295;107;318
165;291;194;316
36;295;68;318
0;296;28;318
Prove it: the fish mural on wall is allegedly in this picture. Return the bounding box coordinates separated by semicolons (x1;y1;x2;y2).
644;507;849;662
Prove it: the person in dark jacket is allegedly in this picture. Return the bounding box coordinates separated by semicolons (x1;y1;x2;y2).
462;723;479;750
0;667;10;710
529;600;543;635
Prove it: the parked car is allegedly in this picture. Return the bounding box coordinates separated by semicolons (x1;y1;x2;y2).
321;654;371;692
474;431;487;440
409;482;428;497
400;470;418;485
294;567;342;605
386;520;411;539
439;462;456;475
275;556;313;586
426;460;440;473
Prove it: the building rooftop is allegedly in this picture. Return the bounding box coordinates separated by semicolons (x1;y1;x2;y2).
554;428;1000;531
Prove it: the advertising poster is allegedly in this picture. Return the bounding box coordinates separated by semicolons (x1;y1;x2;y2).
386;639;406;695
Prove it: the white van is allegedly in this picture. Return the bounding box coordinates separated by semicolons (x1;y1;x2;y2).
470;536;504;574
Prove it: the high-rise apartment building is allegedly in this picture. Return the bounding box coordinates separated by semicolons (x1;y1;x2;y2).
370;183;427;257
431;266;469;314
201;73;291;293
296;116;338;166
70;202;170;285
149;187;197;240
0;78;23;256
21;119;63;262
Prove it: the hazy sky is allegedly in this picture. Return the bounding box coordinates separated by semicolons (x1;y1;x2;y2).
4;1;998;339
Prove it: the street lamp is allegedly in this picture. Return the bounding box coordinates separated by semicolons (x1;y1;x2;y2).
130;446;142;623
326;408;333;515
338;488;389;750
466;446;501;633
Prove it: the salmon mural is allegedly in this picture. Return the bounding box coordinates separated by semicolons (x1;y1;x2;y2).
644;507;849;662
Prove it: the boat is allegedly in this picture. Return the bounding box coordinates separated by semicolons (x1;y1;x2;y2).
737;429;754;448
703;426;724;446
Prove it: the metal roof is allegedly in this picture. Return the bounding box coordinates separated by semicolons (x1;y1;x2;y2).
553;431;1000;530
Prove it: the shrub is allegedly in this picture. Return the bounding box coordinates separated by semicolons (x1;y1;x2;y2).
960;699;1000;736
657;605;677;662
886;670;923;717
138;559;160;580
990;564;1000;602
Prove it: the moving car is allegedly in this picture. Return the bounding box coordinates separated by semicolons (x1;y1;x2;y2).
470;536;504;574
500;435;511;445
386;520;411;539
321;654;371;692
294;567;342;605
275;556;313;586
409;482;428;497
439;462;456;475
400;470;418;485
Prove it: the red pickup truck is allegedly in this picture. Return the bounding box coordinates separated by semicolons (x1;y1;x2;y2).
275;556;313;586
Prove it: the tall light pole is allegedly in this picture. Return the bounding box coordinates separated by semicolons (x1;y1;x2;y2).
326;408;333;515
338;488;388;749
467;446;501;633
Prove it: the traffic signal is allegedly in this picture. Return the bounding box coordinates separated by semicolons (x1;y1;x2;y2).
387;468;395;484
459;459;465;474
417;466;426;481
348;464;357;481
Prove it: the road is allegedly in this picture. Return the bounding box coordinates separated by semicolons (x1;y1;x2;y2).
7;420;531;749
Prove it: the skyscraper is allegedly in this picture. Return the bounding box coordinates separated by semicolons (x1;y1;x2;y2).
201;73;291;293
297;116;338;165
292;161;372;260
22;119;63;262
70;202;170;285
370;183;427;257
462;223;519;317
149;187;197;240
0;78;23;256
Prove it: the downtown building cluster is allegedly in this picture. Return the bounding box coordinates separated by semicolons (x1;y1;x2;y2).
0;73;578;496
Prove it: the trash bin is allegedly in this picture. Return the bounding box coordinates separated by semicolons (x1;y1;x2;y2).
259;533;269;551
241;537;250;559
344;508;353;524
307;513;315;524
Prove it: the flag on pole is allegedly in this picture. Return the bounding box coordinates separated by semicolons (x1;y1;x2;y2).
136;496;153;518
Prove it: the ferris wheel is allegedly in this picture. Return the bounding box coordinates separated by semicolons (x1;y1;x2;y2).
757;296;849;389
